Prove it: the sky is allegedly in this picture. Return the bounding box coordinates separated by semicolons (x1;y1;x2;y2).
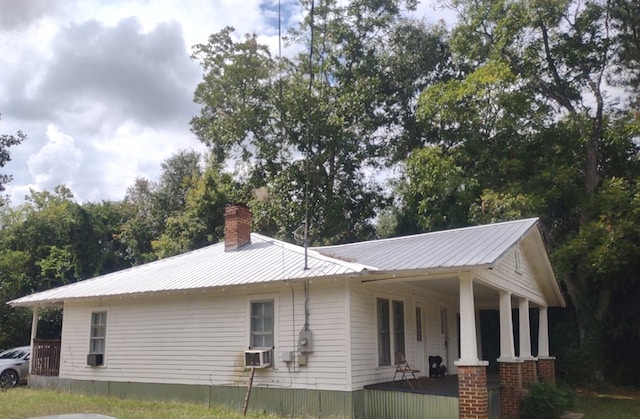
0;0;453;206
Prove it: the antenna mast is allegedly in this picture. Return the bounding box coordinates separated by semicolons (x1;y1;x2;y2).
303;0;316;270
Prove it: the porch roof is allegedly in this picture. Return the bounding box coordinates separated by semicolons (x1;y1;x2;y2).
314;218;538;271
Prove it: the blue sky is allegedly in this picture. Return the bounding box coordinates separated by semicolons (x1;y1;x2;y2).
0;0;454;205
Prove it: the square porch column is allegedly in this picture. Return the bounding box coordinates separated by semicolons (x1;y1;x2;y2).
455;275;489;419
519;298;537;386
497;292;523;418
537;306;556;383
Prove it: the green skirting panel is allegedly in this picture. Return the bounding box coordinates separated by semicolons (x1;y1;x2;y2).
42;378;361;418
364;389;459;419
36;378;461;418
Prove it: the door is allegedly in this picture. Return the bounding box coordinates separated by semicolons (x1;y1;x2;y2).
414;303;426;374
440;307;449;368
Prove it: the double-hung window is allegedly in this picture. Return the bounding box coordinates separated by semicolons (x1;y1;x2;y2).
377;298;405;366
250;300;274;348
90;311;107;355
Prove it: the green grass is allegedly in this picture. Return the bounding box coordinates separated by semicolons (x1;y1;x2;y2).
0;387;282;419
2;385;639;419
573;388;640;419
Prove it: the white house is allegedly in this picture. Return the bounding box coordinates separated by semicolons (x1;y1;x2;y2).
9;205;565;419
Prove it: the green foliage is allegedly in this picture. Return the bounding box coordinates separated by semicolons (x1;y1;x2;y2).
152;161;232;258
190;2;448;244
520;382;574;419
0;115;26;206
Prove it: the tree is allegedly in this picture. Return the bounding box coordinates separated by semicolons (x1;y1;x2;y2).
119;178;162;265
191;1;449;244
152;159;233;258
0;115;26;206
401;0;640;383
0;186;108;346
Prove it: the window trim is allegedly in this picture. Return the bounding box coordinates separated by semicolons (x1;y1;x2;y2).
247;294;278;352
375;296;406;367
514;249;522;274
87;308;108;368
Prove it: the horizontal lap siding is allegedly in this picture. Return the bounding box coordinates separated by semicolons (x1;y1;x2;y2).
348;282;460;389
60;279;349;391
488;246;545;304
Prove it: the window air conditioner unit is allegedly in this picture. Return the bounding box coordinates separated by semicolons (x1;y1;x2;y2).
244;349;272;368
87;353;104;366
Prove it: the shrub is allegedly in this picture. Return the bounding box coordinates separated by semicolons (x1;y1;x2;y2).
520;381;574;419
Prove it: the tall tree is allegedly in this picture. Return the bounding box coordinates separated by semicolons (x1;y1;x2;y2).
152;159;233;258
0;115;26;206
401;0;640;383
191;1;449;244
0;186;108;345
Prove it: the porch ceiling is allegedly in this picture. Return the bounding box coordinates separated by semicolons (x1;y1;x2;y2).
413;278;499;309
363;275;501;309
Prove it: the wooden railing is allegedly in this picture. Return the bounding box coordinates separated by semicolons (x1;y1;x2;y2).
31;339;61;376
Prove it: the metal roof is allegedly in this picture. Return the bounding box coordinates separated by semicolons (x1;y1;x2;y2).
9;218;547;307
8;234;368;307
313;218;540;271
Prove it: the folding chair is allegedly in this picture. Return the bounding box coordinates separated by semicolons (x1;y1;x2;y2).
392;351;420;389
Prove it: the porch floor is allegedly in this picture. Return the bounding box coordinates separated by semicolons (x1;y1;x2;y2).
364;374;500;397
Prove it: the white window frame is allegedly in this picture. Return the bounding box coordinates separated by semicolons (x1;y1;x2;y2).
376;296;406;367
89;311;107;354
247;294;278;351
514;249;522;274
87;309;108;367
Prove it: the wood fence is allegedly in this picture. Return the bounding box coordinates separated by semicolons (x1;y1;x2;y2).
31;339;61;376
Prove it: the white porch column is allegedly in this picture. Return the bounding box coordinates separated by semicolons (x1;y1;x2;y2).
455;275;487;366
30;306;39;344
538;306;550;357
518;298;532;359
498;291;516;361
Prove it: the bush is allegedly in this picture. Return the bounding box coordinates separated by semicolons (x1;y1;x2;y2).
520;381;574;419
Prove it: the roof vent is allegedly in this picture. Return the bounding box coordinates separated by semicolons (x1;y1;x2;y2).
224;204;252;251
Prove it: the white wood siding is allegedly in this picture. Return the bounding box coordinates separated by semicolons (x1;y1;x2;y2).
480;245;547;305
59;279;350;391
348;281;459;390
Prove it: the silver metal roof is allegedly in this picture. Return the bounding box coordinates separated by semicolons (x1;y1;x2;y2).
9;234;368;307
313;218;539;271
9;218;545;307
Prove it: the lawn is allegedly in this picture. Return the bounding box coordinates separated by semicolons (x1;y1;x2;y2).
1;386;639;418
573;387;640;419
0;387;281;419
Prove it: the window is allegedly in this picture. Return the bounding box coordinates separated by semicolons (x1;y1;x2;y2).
514;250;522;274
393;300;405;356
416;307;423;342
90;311;107;354
377;298;405;366
377;298;390;365
250;300;274;348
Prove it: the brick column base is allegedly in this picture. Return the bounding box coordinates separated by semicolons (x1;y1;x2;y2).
499;361;523;418
537;357;556;384
458;365;488;419
522;359;538;387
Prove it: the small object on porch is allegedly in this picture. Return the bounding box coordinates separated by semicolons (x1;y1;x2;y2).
429;355;447;377
392;351;420;390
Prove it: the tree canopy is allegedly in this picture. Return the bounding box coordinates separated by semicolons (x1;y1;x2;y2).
0;0;639;387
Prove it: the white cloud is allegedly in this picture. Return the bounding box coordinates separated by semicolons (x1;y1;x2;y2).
27;124;83;190
0;0;451;206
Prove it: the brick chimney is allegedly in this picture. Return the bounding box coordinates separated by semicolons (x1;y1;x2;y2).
224;204;252;251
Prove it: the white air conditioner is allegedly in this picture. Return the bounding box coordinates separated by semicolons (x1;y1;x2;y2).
244;349;272;368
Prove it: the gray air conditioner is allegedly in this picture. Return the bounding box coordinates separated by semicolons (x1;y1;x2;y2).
244;349;272;368
87;353;104;366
